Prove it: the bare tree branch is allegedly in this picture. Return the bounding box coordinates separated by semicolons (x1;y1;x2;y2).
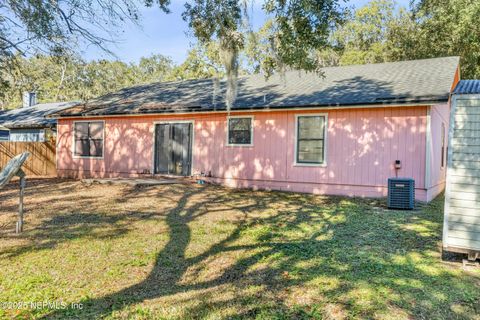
0;35;25;54
57;7;74;34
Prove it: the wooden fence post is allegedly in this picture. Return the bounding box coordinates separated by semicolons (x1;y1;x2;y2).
15;170;26;234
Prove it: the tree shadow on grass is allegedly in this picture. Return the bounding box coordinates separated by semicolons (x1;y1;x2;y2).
0;179;168;256
18;186;479;319
0;210;161;258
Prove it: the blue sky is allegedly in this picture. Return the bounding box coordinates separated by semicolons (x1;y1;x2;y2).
83;0;411;64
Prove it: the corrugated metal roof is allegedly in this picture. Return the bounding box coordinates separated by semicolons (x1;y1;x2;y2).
453;80;480;94
52;56;460;118
0;101;80;129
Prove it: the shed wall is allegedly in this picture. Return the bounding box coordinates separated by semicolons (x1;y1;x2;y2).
444;96;480;251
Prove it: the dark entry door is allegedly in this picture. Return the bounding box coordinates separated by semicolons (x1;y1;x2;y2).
154;123;192;176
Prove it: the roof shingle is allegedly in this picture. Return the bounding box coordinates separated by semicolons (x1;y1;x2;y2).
0;102;79;129
53;56;460;117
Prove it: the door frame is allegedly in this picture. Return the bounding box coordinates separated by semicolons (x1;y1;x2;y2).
152;120;195;176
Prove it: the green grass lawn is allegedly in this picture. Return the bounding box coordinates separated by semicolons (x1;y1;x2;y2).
0;179;479;319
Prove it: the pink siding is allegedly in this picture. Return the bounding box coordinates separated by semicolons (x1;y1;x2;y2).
57;106;430;200
427;104;450;201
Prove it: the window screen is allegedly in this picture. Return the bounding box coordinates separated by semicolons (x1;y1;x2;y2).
74;121;104;157
296;115;326;164
228;117;252;145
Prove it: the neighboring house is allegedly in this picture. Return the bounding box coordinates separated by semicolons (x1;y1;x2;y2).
0;98;79;142
0;109;8;141
443;80;480;258
0;124;9;141
52;57;460;202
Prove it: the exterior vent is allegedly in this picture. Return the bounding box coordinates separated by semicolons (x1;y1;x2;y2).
388;178;415;209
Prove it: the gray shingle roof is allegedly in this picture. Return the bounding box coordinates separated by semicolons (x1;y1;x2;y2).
0;102;80;129
453;80;480;94
53;56;459;117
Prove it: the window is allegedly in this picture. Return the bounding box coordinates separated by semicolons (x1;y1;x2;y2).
296;115;326;165
441;122;445;168
74;121;104;157
227;117;253;146
0;130;9;141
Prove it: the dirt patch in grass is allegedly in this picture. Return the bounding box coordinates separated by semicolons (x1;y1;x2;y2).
0;178;479;319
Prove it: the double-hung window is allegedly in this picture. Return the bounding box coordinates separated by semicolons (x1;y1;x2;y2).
295;115;327;165
227;116;253;146
73;121;104;158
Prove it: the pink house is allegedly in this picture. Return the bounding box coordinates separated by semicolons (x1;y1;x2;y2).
52;57;460;202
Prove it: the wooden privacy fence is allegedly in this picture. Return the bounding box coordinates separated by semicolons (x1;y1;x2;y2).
0;141;56;176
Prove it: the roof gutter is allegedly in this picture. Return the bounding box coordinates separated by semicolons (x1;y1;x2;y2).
49;100;448;120
1;123;55;130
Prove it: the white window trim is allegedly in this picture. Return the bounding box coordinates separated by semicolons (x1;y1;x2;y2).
72;120;105;159
294;113;328;167
226;115;254;147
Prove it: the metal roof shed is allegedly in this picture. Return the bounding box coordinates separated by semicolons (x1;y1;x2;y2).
444;80;480;260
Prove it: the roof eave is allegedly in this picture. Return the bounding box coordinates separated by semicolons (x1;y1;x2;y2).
2;123;56;130
51;97;449;119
